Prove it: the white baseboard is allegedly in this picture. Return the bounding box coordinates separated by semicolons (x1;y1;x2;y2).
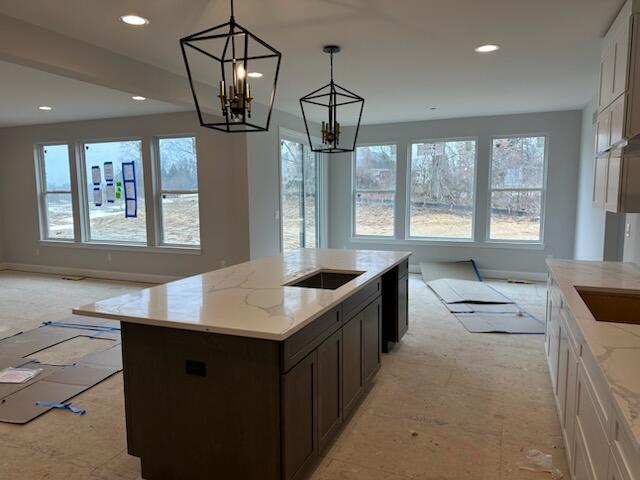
408;264;547;282
1;262;178;284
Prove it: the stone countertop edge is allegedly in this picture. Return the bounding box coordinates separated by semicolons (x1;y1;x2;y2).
72;249;412;342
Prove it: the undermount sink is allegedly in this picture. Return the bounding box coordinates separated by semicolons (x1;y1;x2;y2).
285;269;364;290
576;286;640;325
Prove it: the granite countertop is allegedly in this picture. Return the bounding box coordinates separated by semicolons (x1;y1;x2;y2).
547;259;640;451
73;248;411;341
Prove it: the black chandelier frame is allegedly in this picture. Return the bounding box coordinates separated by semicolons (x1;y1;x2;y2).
179;0;282;133
299;45;365;154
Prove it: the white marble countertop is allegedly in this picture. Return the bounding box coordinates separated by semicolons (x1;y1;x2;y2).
547;259;640;452
73;248;411;341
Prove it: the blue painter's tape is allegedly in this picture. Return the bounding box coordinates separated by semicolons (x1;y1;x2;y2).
35;401;86;416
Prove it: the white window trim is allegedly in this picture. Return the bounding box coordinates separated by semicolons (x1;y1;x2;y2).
487;134;548;244
35;143;75;242
404;136;479;242
278;127;324;252
152;134;201;248
351;142;398;239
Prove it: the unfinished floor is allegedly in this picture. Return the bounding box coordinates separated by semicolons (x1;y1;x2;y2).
0;270;568;480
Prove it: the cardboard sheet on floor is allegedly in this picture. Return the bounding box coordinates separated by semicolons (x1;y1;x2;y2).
0;316;122;424
420;260;482;283
445;302;521;314
455;312;545;334
427;278;513;304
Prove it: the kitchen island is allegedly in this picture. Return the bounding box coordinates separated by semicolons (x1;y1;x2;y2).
74;248;411;480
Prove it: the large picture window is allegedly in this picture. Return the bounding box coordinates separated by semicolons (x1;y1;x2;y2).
409;139;476;239
37;144;74;240
82;140;147;244
157;137;200;246
489;136;546;241
353;145;397;237
280;138;319;250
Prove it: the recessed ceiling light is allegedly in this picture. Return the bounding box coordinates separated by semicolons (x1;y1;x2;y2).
120;15;149;26
131;95;147;101
38;106;52;111
475;44;500;53
247;72;263;78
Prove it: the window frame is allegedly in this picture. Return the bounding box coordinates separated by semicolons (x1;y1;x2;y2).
351;142;398;239
405;136;479;242
487;133;548;244
35;142;75;242
152;134;201;248
278;128;322;252
77;136;148;246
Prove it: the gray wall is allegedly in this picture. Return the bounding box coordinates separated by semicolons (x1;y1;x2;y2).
0;111;250;278
328;110;582;275
573;97;607;260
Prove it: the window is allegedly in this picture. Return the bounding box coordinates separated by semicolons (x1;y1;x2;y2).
489;136;546;241
409;139;476;239
280;138;319;250
157;137;200;246
353;145;397;236
82;140;147;243
37;144;74;240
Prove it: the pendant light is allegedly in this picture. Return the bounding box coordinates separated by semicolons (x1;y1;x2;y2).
179;0;282;132
300;46;365;153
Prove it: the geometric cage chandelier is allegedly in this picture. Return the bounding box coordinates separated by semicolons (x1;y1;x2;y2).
179;0;282;133
300;45;365;153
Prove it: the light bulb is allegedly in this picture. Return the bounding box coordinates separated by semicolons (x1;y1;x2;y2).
236;65;246;80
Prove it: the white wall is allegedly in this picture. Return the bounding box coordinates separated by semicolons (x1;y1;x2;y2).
0;111;250;278
573;97;607;260
328;110;582;275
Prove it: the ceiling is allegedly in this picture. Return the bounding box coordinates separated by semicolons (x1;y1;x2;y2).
0;0;625;125
0;61;185;128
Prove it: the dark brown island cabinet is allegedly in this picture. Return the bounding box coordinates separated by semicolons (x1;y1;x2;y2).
78;253;410;480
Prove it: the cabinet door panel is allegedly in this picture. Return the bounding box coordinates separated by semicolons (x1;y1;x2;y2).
397;275;409;340
606;154;622;212
557;323;569;424
613;19;630;101
593;155;609;208
564;341;579;472
317;329;342;452
610;95;626;148
363;298;381;385
282;352;317;480
342;313;364;418
601;45;616;110
597;111;612;154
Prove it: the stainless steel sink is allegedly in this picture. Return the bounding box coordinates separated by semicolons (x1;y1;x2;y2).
576;286;640;325
285;269;364;290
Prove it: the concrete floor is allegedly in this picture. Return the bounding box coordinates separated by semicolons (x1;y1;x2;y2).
0;270;568;480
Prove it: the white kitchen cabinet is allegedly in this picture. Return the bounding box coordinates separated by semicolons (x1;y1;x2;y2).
599;8;631;114
593;154;609;208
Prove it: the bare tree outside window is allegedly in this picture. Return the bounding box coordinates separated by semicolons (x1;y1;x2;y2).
353;145;397;236
409;140;476;238
490;136;546;241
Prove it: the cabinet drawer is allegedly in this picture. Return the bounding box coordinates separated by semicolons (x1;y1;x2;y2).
581;346;612;429
611;413;640;480
343;279;381;320
577;363;610;480
282;306;342;373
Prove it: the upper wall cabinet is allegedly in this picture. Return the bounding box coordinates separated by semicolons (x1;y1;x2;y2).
595;1;639;156
593;0;640;212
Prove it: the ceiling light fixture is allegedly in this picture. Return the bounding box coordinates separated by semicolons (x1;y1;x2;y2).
131;96;147;101
38;106;52;111
120;15;149;26
179;0;281;133
475;44;500;53
300;45;365;154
